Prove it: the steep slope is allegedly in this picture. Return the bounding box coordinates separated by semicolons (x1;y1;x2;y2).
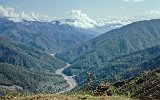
0;37;65;72
56;19;160;62
63;44;160;85
115;69;160;99
0;63;68;94
0;37;68;93
0;18;97;53
55;19;160;83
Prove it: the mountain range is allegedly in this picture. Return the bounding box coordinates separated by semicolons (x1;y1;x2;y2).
56;19;160;62
56;19;160;84
0;15;160;99
0;17;97;53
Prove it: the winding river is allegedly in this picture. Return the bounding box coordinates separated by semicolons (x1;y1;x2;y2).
51;54;77;93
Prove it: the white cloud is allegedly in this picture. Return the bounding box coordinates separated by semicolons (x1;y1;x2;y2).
0;5;55;22
0;6;19;18
1;5;159;30
138;10;160;20
95;9;160;27
133;10;160;20
123;0;143;2
148;10;160;16
60;10;134;29
61;10;98;29
95;17;132;26
62;9;159;29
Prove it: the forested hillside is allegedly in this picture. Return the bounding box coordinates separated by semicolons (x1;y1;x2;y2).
56;19;160;62
0;37;68;94
115;69;160;99
63;44;160;85
56;19;160;84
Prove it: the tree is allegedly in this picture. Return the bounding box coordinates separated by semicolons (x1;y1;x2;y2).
86;72;93;94
94;81;111;96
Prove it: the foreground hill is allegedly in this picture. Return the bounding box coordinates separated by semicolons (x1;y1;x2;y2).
0;37;68;94
1;93;128;100
115;69;160;99
0;18;97;53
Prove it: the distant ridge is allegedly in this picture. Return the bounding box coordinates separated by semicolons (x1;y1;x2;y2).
0;17;97;53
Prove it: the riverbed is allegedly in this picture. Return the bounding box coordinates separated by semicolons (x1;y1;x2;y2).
51;54;77;93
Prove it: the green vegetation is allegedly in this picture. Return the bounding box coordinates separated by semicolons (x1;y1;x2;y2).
115;69;160;99
0;18;96;53
0;37;68;95
0;63;68;94
56;19;160;85
1;19;160;99
0;37;66;72
94;81;112;96
0;72;129;100
1;93;129;100
56;19;160;63
61;45;160;86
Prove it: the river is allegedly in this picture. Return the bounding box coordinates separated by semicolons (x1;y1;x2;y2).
51;54;77;93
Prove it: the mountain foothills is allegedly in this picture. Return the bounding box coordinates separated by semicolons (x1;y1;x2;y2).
0;17;97;53
0;36;69;95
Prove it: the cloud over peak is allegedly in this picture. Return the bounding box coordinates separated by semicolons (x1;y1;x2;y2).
0;5;54;22
61;10;98;29
0;5;159;29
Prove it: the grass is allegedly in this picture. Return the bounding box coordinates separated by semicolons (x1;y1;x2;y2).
1;93;129;100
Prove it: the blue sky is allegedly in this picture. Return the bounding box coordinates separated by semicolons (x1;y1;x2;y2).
0;0;160;19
